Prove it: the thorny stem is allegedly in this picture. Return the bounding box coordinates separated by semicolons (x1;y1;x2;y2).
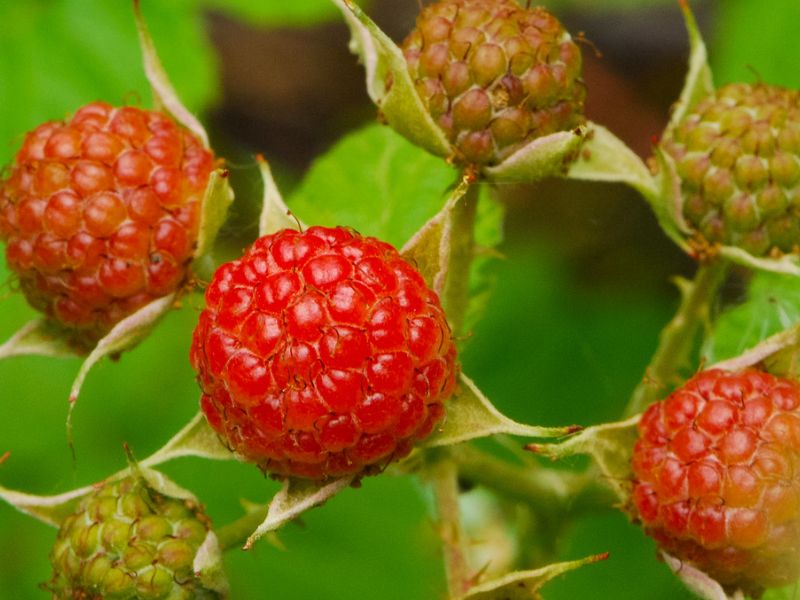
216;505;269;551
450;445;616;518
427;452;472;598
623;259;729;417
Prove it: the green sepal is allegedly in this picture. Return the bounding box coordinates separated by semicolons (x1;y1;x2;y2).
258;156;303;237
460;553;608;600
482;128;585;183
424;373;581;449
567;122;658;202
0;319;81;360
67;293;178;434
401;174;472;300
193;168;237;280
244;476;353;549
665;0;715;137
660;552;739;600
331;0;452;159
529;415;640;504
133;0;210;147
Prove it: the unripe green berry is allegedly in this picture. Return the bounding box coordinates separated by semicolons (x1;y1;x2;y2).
400;0;585;165
662;82;800;255
45;477;220;599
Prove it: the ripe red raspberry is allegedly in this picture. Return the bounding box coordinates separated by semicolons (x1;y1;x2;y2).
190;226;459;481
0;101;215;349
632;368;800;593
400;0;585;165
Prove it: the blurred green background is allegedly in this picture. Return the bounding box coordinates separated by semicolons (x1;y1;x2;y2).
2;0;800;598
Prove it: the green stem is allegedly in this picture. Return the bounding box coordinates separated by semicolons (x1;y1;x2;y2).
624;259;728;417
449;445;616;518
427;453;471;598
216;505;269;551
444;180;479;338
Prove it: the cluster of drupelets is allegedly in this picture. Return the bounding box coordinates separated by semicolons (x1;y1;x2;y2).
2;1;800;599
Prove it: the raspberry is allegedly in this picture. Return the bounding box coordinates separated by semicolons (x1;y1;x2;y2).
190;226;459;481
45;476;219;599
399;0;585;165
0;101;215;350
662;83;800;256
631;368;800;593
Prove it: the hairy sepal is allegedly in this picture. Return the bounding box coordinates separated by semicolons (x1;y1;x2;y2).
0;319;81;360
331;0;452;159
529;416;640;503
567;122;658;201
482;129;585;183
258;156;303;236
244;477;353;549
461;553;608;600
424;373;579;448
661;553;745;600
666;0;715;136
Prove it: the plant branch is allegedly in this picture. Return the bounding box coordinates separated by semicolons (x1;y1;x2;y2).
624;259;729;417
450;444;616;518
427;453;472;598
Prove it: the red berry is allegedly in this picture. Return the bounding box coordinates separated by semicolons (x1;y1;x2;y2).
190;226;459;480
632;369;800;593
0;102;214;349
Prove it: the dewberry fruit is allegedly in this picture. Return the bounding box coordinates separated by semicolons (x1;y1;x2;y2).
662;83;800;256
632;368;800;593
0;102;215;350
399;0;585;165
46;476;219;599
190;226;459;481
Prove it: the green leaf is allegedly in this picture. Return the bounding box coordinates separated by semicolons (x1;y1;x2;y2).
710;324;800;382
202;0;343;27
713;0;800;90
567;122;658;202
482;130;585;183
330;0;453;159
258;156;303;237
424;374;579;449
462;553;609;600
666;0;714;134
0;319;80;360
288;123;457;248
529;416;640;503
705;271;800;364
245;476;353;549
0;0;216;167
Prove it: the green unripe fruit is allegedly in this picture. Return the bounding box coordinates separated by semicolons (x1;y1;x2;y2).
662;82;800;256
400;0;585;165
45;477;220;599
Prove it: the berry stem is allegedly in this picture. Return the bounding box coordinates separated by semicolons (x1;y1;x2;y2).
624;259;729;417
450;445;616;517
216;505;269;552
443;177;479;338
427;452;472;597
